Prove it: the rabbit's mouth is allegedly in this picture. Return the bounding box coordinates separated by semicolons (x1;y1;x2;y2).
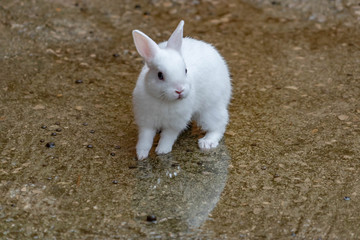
177;94;184;100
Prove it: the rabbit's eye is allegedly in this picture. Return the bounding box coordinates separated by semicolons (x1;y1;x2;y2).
158;72;164;80
185;68;187;74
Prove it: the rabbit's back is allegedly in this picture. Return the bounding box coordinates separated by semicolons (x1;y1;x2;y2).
181;38;231;112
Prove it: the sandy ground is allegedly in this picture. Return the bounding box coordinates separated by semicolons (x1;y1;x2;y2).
1;0;360;239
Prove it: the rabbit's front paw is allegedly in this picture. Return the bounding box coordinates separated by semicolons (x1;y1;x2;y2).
155;144;172;155
137;149;150;160
198;137;219;150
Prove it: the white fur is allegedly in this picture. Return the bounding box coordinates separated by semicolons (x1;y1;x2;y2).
132;20;231;160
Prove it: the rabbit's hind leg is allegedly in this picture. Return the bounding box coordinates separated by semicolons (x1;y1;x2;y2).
197;107;228;150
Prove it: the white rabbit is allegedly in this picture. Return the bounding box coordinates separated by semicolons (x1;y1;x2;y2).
132;20;231;160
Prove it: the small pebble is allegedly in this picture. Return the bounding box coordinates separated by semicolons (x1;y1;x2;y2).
87;144;93;148
83;122;88;126
113;53;120;57
51;132;57;136
112;180;118;184
80;62;89;67
261;166;267;170
146;215;157;222
46;142;55;148
110;152;116;156
33;104;45;110
338;115;349;121
40;139;45;143
134;4;141;9
344;196;351;201
56;128;62;132
128;164;137;169
114;145;121;149
41;125;47;129
47;177;52;180
75;79;83;84
90;130;95;134
55;122;60;125
143;11;150;16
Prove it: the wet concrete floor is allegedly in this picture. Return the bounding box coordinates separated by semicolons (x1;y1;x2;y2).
1;0;360;239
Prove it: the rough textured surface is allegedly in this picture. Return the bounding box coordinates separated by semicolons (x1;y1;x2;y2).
1;0;360;239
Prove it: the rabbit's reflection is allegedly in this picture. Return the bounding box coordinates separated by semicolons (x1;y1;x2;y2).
133;136;230;233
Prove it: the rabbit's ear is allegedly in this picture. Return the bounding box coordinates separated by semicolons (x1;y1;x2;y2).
167;20;184;52
133;30;160;62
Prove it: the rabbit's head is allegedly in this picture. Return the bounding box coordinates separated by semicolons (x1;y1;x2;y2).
133;21;190;102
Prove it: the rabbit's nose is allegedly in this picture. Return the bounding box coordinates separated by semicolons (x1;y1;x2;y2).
175;90;183;94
